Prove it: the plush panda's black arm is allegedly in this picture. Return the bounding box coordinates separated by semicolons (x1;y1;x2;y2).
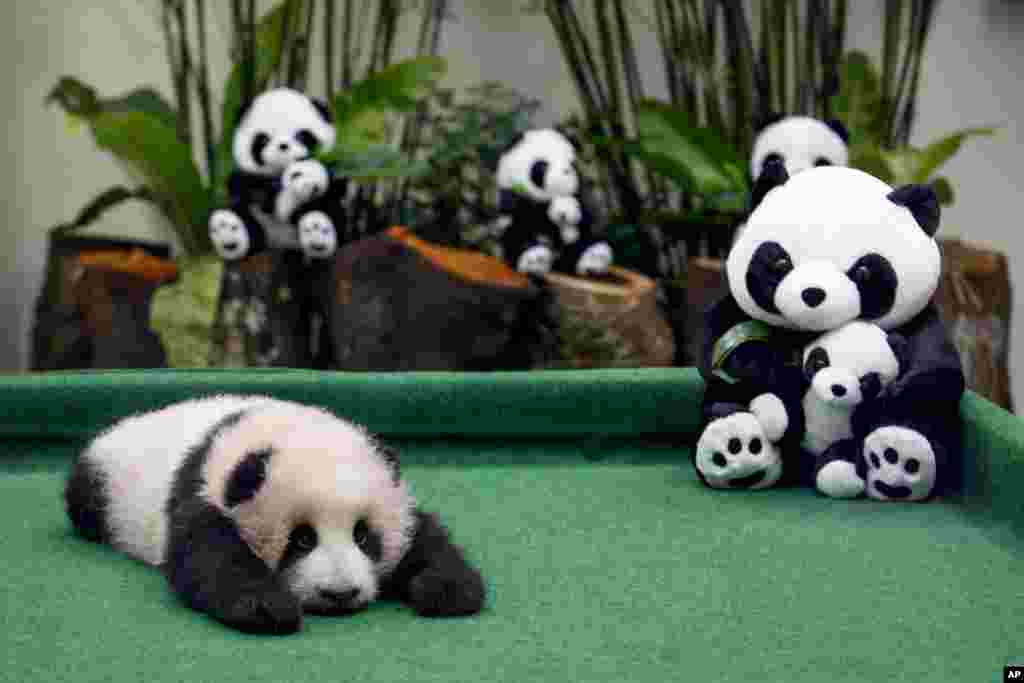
227;171;282;212
379;510;486;617
164;498;303;635
851;304;965;435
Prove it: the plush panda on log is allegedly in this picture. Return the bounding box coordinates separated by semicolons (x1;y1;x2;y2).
750;114;850;180
694;161;965;502
209;88;349;262
64;395;486;634
494;128;613;276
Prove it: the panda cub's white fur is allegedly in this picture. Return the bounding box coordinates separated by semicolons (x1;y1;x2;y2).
801;321;900;457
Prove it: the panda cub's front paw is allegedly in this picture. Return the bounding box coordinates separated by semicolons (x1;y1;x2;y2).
209;209;251;261
516;245;555;275
297;211;338;259
548;196;581;243
408;566;486;618
575;242;613;276
695;412;783;490
863;426;938;502
218;583;303;635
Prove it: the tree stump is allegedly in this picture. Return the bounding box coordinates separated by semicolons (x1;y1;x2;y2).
328;227;559;371
542;266;676;368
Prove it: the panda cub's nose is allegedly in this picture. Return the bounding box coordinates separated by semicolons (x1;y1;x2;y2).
801;287;826;307
320;588;359;605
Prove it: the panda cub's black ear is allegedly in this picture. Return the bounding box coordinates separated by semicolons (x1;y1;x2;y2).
888;184;940;236
552;125;581;153
377;444;401;484
225;447;274;507
825;118;850;144
312;98;332;123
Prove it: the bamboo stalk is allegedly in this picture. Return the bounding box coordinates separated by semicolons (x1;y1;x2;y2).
324;0;336;97
174;1;193;146
881;0;905;140
654;0;679;105
340;0;353;89
888;0;920;146
194;0;215;179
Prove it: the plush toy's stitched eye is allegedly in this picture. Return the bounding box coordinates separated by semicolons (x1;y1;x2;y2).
353;519;370;550
289;523;318;553
814;157;833;167
772;256;793;273
763;152;784;166
853;264;872;281
805;347;830;376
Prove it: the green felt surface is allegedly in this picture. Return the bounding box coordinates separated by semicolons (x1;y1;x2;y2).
2;441;1022;683
1;369;1023;683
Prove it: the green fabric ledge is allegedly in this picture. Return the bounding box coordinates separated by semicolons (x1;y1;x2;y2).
0;367;705;441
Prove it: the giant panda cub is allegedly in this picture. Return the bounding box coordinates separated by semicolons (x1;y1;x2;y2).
696;164;965;502
495;128;613;276
209;88;349;262
65;395;486;634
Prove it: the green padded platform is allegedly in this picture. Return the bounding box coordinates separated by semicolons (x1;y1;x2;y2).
0;368;1021;683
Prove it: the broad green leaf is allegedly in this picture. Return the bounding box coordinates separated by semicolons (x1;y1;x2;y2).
632;99;748;197
931;176;954;205
90;111;211;253
903;127;996;183
45;76;102;117
848;144;894;183
52;186;155;236
48;78;179;133
831;51;885;147
102;87;178;131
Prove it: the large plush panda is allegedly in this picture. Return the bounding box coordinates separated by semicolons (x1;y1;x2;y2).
494;128;613;276
695;162;965;502
209;88;349;262
65;395;486;634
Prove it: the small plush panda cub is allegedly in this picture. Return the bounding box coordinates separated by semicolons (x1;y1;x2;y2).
65;395;486;634
802;321;906;498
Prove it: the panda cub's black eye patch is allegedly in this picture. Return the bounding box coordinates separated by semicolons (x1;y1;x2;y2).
353;518;383;562
225;447;274;507
280;523;319;569
847;253;898;320
804;347;830;380
746;241;794;314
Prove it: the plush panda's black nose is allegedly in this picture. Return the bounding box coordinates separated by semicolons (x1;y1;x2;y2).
831;384;847;397
278;142;290;151
801;287;826;307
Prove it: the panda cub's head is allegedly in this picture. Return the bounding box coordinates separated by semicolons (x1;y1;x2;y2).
803;321;904;407
727;165;942;332
202;403;414;614
496;128;580;202
750;115;849;179
233;88;336;176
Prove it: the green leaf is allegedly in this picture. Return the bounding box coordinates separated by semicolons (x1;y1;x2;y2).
330;56;447;155
102;87;178;131
327;144;431;179
631;99;748;197
831;51;885;147
848;144;894;183
931;176;954;206
904;127;996;183
90;111;211;253
52;186;155;236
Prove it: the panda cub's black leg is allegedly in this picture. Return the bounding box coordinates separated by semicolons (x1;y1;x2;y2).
64;456;111;544
165;499;303;634
381;510;486;617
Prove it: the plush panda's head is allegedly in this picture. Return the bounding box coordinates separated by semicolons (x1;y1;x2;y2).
233;88;336;176
496;128;580;202
201;403;414;615
727;165;942;332
803;321;904;407
750;115;849;179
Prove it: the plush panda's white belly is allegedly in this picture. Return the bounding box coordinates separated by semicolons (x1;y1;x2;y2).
801;391;855;456
83;395;272;565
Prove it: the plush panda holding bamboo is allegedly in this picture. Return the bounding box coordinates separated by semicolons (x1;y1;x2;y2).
209;88;349;262
65;395;486;634
494;128;613;276
695;161;965;502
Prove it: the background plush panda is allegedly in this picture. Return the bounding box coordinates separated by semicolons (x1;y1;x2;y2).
209;88;350;262
750;114;850;180
801;321;907;499
65;395;486;634
494;128;613;276
695;163;965;503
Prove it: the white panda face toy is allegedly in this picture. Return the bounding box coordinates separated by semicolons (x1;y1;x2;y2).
233;88;336;176
803;321;901;408
751;116;849;179
727;166;942;332
496;128;579;202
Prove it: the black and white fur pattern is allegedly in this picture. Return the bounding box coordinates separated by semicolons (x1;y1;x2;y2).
750;114;849;180
494;128;613;276
696;164;964;502
209;89;349;262
65;395;485;634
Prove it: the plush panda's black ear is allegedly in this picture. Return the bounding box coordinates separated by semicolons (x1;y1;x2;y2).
377;444;401;484
311;98;332;123
225;447;273;507
825;118;850;144
750;156;789;211
887;332;910;374
754;112;785;133
888;184;940;236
